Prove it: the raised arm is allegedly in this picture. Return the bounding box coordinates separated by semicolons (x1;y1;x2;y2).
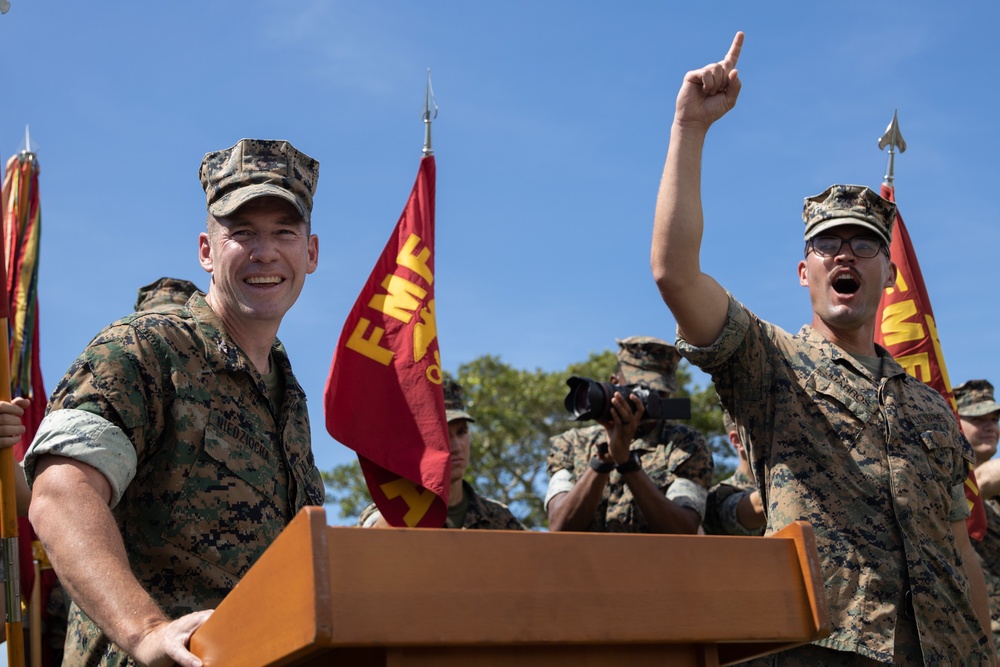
651;32;743;347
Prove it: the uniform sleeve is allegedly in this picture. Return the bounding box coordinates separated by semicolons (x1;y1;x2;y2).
675;294;751;374
546;430;579;480
669;426;714;491
358;502;382;527
45;321;170;462
23;409;137;509
949;482;972;522
704;483;762;536
544;468;574;512
24;320;168;504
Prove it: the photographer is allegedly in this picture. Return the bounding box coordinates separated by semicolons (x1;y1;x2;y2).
545;337;712;533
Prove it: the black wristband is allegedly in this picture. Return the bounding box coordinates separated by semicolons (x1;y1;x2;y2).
615;452;642;475
590;457;615;474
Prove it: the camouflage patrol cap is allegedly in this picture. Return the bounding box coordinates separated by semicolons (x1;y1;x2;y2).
954;379;1000;418
803;184;895;247
199;139;319;222
134;277;200;312
443;379;474;423
615;336;680;394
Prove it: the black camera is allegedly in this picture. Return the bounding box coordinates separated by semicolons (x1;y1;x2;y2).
563;376;691;422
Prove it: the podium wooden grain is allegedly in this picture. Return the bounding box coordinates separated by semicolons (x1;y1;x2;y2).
190;507;828;667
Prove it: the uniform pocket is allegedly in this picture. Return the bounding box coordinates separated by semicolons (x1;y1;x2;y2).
801;369;874;472
161;419;286;576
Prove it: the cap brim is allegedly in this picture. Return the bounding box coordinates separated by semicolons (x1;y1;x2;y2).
446;410;474;423
209;183;308;220
805;218;890;247
959;402;1000;418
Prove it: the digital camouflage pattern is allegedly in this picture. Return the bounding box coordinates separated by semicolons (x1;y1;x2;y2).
443;378;474;424
702;467;763;537
677;295;988;664
973;498;1000;650
615;336;680;393
199;138;319;222
955;379;1000;418
25;290;324;667
546;421;713;533
358;480;525;530
802;184;896;246
133;277;199;312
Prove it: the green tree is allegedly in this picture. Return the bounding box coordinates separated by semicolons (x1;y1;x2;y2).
322;351;731;528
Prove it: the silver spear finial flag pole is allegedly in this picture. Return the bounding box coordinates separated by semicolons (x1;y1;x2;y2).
0;0;10;16
878;109;906;186
422;68;438;157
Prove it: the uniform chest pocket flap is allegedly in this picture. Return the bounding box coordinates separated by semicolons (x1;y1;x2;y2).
799;370;876;471
917;427;965;487
809;370;877;424
202;422;275;493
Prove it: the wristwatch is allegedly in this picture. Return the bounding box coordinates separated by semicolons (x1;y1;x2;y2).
589;456;615;474
615;452;642;475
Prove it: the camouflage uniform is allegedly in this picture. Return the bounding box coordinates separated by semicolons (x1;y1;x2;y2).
546;336;712;533
545;420;712;532
676;294;988;664
974;499;1000;649
703;467;763;537
358;481;526;530
957;379;1000;650
24;287;325;666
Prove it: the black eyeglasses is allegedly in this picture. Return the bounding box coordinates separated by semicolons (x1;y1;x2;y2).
807;235;884;259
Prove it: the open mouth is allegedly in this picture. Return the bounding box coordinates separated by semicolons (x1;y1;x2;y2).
245;276;283;285
832;273;860;295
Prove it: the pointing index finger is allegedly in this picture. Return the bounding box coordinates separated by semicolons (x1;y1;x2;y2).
723;31;744;69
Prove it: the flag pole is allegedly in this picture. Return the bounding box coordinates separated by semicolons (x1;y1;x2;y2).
422;68;437;157
0;155;25;665
875;110;989;543
877;109;906;186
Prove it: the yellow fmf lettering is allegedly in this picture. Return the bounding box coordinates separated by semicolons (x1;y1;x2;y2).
880;300;924;346
397;234;434;285
884;270;910;296
426;349;443;385
380;478;437;527
346;318;393;366
895;352;931;383
413;299;438;363
925;314;956;400
369;274;427;324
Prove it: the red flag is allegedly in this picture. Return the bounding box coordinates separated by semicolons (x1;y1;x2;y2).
874;183;987;541
324;156;449;527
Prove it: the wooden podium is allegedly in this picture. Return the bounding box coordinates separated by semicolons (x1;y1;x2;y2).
190;507;828;667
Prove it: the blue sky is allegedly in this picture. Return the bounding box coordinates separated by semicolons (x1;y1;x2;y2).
1;2;998;537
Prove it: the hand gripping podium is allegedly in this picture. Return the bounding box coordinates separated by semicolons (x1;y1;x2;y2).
190;507;828;667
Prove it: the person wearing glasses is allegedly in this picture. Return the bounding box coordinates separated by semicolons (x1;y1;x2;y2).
650;32;994;665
